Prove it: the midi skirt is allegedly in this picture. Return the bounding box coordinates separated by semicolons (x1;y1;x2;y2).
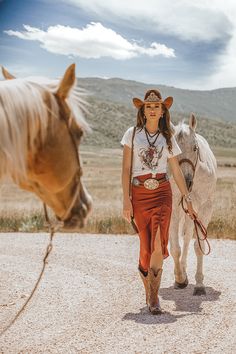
131;173;172;259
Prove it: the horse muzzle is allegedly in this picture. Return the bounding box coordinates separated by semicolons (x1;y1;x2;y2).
62;215;85;231
62;197;92;231
184;174;193;191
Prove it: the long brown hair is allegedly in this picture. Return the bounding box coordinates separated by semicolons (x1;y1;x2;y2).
136;89;173;153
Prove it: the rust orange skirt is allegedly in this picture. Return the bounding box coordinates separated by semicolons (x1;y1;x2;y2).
131;173;172;264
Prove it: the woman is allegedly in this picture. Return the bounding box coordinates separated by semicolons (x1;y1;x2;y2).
120;89;197;315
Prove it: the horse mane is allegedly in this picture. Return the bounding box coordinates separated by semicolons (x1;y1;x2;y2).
0;77;91;179
174;120;190;140
175;120;210;145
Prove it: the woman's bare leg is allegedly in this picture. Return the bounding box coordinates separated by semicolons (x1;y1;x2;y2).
150;226;163;272
148;226;164;313
138;227;151;271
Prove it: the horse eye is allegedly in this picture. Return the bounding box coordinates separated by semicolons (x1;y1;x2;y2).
193;145;198;151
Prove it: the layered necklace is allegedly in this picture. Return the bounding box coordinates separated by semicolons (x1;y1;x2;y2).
143;125;162;177
144;126;160;147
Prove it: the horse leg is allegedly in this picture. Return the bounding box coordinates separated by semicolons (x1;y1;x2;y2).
193;239;206;295
169;213;187;287
193;201;213;296
177;218;194;288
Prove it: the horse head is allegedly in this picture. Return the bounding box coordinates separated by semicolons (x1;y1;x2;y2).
0;64;92;230
174;114;200;190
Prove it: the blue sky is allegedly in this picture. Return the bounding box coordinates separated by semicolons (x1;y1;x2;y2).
0;0;236;90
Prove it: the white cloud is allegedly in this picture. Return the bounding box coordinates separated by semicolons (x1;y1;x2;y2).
4;22;175;60
199;0;236;89
62;0;233;42
60;0;236;89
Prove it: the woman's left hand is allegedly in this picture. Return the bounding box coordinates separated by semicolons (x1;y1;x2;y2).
186;202;198;220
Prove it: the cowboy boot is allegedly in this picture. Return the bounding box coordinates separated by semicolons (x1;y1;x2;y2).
147;267;164;315
138;266;149;305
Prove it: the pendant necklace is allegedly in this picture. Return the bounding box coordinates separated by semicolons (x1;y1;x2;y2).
145;128;159;139
144;126;160;177
144;126;160;147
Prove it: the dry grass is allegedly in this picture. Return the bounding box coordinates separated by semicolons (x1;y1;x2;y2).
0;146;235;239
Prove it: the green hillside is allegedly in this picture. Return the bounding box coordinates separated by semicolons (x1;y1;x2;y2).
82;97;236;149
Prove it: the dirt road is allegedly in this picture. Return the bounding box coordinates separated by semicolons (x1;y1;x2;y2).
0;233;235;354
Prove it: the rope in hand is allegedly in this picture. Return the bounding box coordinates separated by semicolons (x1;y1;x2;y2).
180;198;211;255
0;203;57;337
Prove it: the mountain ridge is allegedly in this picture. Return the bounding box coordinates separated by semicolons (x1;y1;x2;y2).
81;97;236;149
78;77;236;123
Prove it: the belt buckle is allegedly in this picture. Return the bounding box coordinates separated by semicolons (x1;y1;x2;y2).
144;178;159;190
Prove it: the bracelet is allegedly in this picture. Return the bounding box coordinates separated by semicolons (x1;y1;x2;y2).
183;193;192;203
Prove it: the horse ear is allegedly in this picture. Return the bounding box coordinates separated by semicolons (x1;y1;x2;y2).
163;96;173;109
189;113;197;131
56;63;76;99
1;66;16;80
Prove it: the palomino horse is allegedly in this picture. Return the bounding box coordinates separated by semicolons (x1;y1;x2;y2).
0;64;92;229
169;114;217;295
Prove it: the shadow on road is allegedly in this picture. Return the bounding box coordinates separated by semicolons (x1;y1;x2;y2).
122;284;221;325
160;284;221;312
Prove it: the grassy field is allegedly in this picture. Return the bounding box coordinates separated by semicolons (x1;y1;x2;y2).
0;145;235;239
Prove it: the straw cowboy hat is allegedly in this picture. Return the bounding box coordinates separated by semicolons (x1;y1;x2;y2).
133;89;173;110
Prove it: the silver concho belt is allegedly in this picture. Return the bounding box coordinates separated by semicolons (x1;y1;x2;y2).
132;176;167;190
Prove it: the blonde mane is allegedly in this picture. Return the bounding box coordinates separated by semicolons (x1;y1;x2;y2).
0;77;90;179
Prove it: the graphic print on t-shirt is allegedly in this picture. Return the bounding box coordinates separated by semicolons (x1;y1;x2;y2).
138;146;164;171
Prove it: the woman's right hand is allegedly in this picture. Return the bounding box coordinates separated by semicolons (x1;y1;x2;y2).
123;198;133;223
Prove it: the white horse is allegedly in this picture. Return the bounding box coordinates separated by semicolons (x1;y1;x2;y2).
169;114;217;295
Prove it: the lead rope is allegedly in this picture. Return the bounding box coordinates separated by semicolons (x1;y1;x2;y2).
0;113;82;337
0;205;57;336
180;199;211;255
0;179;81;338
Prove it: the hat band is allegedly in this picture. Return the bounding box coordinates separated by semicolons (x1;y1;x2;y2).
144;92;162;103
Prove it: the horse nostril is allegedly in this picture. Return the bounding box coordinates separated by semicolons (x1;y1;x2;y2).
188;180;193;190
185;175;193;191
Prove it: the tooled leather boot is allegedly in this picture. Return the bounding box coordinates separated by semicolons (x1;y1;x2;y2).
147;267;164;315
138;266;149;305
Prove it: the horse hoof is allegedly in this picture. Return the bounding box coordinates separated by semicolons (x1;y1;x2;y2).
148;305;164;315
193;287;206;296
174;276;188;289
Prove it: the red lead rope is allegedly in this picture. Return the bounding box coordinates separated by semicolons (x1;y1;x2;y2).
181;198;211;255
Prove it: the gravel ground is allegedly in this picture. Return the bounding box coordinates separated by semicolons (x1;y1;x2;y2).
0;233;236;354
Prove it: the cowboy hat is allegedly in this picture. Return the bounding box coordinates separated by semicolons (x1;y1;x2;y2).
133;89;173;110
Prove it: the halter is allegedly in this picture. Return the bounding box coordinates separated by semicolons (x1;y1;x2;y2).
43;112;83;223
178;131;202;191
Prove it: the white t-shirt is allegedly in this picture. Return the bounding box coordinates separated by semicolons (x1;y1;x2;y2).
120;126;182;178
